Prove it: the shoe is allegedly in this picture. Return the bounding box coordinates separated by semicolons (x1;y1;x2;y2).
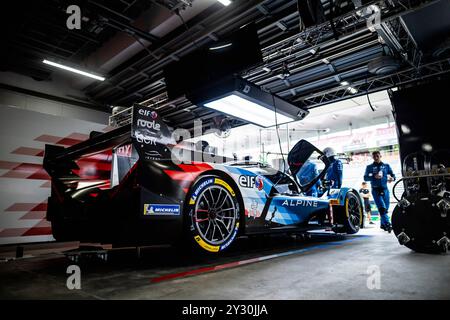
386;224;393;233
369;221;375;225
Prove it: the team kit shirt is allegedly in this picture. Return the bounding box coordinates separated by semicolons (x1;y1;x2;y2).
364;162;396;189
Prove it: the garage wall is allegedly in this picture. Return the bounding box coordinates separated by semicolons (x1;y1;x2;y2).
0;88;108;124
0;91;110;245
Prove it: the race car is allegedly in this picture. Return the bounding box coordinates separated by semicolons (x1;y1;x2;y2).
43;105;363;253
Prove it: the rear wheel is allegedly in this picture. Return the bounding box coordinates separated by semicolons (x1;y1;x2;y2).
344;191;363;234
184;175;241;254
334;191;362;234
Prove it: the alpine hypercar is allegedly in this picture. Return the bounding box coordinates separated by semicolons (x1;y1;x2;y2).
43;105;362;254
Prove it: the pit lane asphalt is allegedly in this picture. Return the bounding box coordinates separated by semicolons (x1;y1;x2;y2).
1;227;449;299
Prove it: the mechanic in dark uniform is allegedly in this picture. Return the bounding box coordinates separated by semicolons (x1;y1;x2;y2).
323;147;343;189
364;150;396;232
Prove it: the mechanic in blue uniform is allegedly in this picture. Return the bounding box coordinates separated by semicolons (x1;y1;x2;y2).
296;160;321;197
363;150;396;232
323;147;343;189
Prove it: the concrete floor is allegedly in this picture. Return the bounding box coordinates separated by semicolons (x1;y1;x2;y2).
1;226;449;300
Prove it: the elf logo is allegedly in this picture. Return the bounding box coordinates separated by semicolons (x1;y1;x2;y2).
239;175;255;188
139;108;158;119
239;175;264;190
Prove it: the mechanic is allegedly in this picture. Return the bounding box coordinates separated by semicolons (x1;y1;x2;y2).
359;181;375;225
323;147;343;189
363;150;396;232
296;160;321;197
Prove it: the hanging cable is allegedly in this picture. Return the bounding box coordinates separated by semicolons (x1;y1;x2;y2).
296;0;305;33
365;77;375;112
175;9;200;50
270;92;289;190
131;33;160;60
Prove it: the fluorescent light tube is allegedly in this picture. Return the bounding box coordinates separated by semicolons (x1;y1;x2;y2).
209;43;232;50
217;0;231;5
43;59;105;81
204;94;294;127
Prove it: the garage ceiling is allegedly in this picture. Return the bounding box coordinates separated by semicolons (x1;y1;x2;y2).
1;0;449;131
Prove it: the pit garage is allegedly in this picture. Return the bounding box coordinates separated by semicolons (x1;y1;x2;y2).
0;0;449;303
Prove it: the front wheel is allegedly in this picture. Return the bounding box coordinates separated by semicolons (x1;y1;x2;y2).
183;175;241;254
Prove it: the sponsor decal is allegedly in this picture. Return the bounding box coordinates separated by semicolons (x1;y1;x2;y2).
144;150;162;160
255;175;264;191
248;199;261;218
143;204;180;215
138;108;156;118
116;144;132;157
239;175;256;188
220;222;240;250
214;178;235;196
150;111;158;120
135;131;157;145
194;235;220;252
189;178;214;204
282;199;319;207
137;118;161;131
329;189;340;195
239;175;264;191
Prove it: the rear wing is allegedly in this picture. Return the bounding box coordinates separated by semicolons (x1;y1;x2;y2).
43;124;130;178
43;104;176;178
43;104;237;183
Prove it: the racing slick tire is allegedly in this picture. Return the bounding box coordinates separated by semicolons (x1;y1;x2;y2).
333;191;363;234
182;175;242;254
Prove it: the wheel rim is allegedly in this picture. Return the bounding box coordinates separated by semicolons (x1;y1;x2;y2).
194;185;237;245
347;194;362;227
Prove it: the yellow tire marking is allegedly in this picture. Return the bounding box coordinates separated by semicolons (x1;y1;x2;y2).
214;178;235;196
345;198;350;217
194;235;220;252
